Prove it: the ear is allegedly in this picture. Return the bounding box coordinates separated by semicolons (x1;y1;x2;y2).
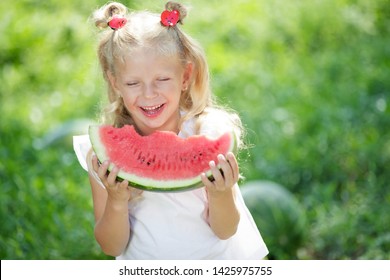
182;62;193;91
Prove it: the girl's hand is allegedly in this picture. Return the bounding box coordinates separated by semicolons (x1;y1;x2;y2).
92;155;132;202
201;152;239;196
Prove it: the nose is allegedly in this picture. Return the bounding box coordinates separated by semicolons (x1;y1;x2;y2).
143;84;158;99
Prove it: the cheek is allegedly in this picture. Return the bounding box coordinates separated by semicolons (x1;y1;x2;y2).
163;81;183;95
120;86;141;101
122;94;138;110
156;81;175;92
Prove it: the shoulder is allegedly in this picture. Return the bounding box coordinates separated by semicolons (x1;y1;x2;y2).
198;107;243;141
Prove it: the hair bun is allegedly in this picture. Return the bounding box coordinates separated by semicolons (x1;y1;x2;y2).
93;2;128;29
165;1;187;23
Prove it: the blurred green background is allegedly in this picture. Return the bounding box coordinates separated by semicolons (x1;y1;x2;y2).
1;0;389;259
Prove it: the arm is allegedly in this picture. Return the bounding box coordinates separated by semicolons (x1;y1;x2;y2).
87;150;132;256
201;152;240;240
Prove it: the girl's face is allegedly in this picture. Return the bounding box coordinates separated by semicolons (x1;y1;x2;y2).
109;48;192;136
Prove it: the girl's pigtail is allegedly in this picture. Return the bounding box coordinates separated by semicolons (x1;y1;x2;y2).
165;1;187;24
93;2;128;30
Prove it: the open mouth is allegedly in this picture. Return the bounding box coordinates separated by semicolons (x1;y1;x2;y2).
140;104;165;116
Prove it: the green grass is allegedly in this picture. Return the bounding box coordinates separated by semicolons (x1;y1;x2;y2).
1;0;389;259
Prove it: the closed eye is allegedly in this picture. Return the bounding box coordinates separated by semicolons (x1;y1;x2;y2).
126;82;139;87
157;78;170;82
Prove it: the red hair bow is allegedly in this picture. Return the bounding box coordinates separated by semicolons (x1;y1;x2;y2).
108;16;127;30
161;10;180;27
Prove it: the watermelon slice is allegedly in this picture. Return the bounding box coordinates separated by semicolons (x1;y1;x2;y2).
89;125;236;192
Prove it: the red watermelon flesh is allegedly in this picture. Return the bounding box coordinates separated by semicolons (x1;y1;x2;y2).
89;125;235;192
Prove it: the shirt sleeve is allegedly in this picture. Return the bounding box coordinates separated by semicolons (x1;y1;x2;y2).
73;134;106;189
73;134;91;171
199;111;230;138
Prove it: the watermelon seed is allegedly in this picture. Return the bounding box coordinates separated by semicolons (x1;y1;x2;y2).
146;156;156;166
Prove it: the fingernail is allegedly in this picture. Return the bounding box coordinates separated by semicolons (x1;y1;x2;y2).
209;161;215;167
217;154;224;161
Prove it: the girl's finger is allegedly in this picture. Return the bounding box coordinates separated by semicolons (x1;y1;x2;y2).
92;155;99;172
217;154;234;187
226;152;239;183
201;172;214;189
107;166;119;187
209;160;225;190
119;179;129;189
97;160;109;180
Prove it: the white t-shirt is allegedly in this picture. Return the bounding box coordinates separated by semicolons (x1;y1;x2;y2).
73;115;268;260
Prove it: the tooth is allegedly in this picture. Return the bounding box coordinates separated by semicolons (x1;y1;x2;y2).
143;105;161;110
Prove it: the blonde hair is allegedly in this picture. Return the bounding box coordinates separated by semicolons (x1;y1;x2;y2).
91;1;244;149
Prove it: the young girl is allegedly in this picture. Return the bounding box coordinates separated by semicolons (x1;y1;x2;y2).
74;1;268;259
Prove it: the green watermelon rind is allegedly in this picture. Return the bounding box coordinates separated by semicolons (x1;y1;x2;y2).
88;125;236;192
